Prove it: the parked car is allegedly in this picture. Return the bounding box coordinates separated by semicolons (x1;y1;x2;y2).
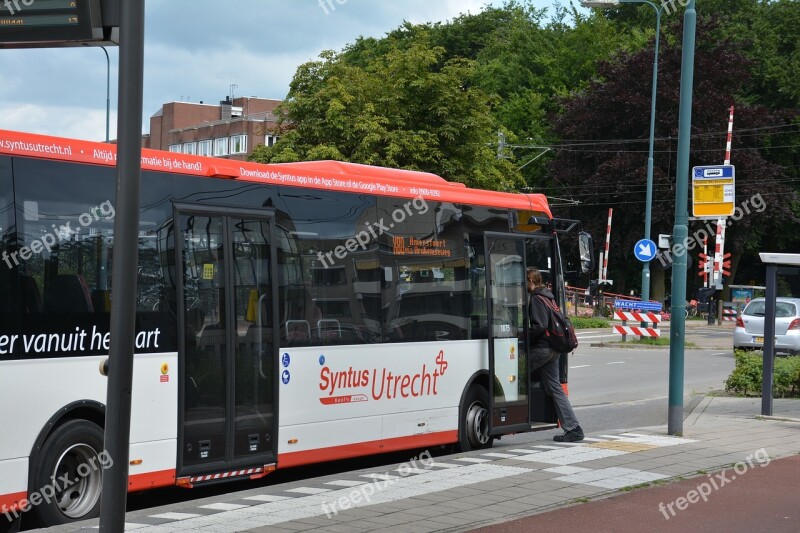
733;297;800;355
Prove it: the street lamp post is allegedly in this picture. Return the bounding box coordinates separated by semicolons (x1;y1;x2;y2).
581;0;664;305
667;0;696;436
582;0;696;435
84;43;111;142
100;46;110;143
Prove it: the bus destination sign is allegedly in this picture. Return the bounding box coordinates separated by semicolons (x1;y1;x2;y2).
0;0;110;47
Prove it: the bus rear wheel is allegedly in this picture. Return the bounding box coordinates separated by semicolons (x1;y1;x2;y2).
458;385;492;452
31;420;104;527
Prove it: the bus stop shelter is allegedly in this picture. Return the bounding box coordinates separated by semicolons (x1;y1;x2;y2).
759;253;800;416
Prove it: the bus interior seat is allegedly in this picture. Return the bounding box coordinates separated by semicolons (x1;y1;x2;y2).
43;274;93;314
317;318;342;340
285;320;310;344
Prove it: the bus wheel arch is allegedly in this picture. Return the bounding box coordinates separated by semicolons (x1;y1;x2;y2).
457;373;493;452
29;401;106;465
27;402;106;527
29;419;105;526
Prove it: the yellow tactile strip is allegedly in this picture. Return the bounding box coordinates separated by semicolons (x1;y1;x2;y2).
586;441;659;452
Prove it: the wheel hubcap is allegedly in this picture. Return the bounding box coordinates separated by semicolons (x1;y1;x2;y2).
466;401;489;447
52;443;103;519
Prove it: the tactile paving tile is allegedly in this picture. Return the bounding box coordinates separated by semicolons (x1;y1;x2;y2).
587;441;659;452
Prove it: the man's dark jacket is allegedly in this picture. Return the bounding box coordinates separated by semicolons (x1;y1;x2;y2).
528;287;554;351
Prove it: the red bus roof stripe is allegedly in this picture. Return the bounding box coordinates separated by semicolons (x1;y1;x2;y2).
0;129;551;217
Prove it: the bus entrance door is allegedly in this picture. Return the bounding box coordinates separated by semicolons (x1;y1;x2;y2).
177;210;278;477
485;234;558;436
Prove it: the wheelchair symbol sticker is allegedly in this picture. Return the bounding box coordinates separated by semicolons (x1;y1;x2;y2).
282;353;291;368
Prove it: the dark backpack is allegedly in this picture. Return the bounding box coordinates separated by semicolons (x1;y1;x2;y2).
536;295;579;353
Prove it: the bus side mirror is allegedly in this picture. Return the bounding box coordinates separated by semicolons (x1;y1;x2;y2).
579;231;595;275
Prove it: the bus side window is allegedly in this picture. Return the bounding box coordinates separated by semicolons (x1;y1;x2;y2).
20;275;42;314
43;274;94;314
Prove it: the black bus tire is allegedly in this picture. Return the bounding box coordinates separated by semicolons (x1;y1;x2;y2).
458;385;493;452
30;420;104;527
0;514;21;533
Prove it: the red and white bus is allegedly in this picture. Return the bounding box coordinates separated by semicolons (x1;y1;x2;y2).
0;129;590;529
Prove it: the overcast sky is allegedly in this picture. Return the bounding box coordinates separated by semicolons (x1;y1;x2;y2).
0;0;565;142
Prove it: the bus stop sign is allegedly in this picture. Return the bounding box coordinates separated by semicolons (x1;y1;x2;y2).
692;165;735;218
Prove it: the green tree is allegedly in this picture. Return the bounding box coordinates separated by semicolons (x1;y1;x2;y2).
250;41;522;191
547;18;799;296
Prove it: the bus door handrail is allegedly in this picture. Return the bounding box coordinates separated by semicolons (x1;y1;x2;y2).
256;293;269;379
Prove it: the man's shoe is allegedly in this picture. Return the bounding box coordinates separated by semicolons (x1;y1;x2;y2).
554;426;584;442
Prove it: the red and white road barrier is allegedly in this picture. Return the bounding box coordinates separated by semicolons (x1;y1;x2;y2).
613;324;660;337
722;307;737;321
612;308;661;338
613;311;662;324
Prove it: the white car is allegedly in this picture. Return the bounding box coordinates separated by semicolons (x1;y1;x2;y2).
733;297;800;355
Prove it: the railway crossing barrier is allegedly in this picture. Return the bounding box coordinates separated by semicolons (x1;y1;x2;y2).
722;304;737;322
611;299;663;340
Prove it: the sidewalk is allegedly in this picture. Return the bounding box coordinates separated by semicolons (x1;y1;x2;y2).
43;396;800;532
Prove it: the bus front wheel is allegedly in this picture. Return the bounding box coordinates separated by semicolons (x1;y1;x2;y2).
458;385;492;452
31;420;104;527
0;514;20;533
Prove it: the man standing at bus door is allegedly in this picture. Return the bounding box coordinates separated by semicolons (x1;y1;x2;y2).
527;267;584;442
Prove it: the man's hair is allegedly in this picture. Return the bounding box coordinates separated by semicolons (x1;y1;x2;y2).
526;267;543;287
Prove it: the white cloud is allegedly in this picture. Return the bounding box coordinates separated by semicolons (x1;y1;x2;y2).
0;103;116;142
0;0;540;142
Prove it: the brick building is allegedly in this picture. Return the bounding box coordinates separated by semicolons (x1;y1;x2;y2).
142;96;282;161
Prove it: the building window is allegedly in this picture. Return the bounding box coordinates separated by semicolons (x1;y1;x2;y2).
198;140;212;157
214;138;228;157
266;135;280;147
230;134;248;154
183;142;197;155
169;144;181;153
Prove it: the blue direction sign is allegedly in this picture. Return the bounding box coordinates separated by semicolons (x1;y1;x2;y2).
614;299;663;312
634;239;657;262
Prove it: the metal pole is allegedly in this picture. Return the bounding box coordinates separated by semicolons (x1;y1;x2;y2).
100;0;145;530
761;264;776;416
603;208;613;281
668;0;696;436
101;45;110;143
622;0;662;305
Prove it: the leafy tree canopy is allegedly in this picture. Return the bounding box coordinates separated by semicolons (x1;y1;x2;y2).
250;40;523;191
547;17;799;294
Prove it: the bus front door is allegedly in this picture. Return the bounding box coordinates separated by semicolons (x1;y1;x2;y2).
485;234;558;437
177;210;278;477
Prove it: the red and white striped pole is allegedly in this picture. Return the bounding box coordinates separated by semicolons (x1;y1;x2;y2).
603;208;613;282
713;222;724;289
724;105;734;165
714;106;734;289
